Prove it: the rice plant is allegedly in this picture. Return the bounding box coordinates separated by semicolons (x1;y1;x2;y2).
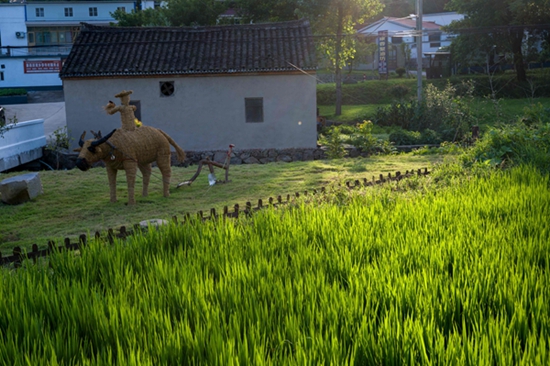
0;166;548;365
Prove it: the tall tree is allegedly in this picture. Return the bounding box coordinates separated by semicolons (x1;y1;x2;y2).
111;8;169;26
300;0;383;115
164;0;228;26
446;0;550;82
111;0;228;27
234;0;300;23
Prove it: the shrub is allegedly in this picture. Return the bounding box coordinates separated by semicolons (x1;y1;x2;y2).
347;120;380;153
461;121;550;173
375;81;477;143
389;84;409;99
395;68;406;77
389;129;422;145
0;88;27;97
318;126;347;159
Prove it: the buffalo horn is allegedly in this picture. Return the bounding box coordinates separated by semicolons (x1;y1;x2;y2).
91;129;117;147
79;131;86;147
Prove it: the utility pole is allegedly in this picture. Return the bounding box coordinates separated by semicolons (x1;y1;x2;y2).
416;0;423;102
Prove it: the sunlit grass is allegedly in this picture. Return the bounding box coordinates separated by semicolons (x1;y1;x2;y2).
0;154;441;252
1;166;548;364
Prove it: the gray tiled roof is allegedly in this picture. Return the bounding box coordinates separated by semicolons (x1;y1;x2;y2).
60;19;316;78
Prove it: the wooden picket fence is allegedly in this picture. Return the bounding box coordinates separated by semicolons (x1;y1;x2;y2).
1;168;430;268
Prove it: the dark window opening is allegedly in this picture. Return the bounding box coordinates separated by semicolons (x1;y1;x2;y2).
0;72;4;81
245;98;263;123
64;8;73;17
130;100;141;121
429;32;441;48
160;81;175;97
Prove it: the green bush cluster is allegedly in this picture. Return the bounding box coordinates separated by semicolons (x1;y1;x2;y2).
462;120;550;173
319;121;396;157
0;88;27;97
374;81;477;144
316;72;550;106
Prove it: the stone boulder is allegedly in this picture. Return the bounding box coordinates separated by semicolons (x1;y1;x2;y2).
0;172;43;205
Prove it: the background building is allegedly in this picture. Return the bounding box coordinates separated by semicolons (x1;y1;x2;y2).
0;0;134;90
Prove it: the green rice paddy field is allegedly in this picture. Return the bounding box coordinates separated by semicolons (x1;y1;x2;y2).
1;166;549;364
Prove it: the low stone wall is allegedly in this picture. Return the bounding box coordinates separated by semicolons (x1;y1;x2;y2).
12;146;381;172
180;146;372;166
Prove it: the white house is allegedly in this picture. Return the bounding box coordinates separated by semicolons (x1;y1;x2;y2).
60;20;318;151
357;12;464;71
0;0;134;90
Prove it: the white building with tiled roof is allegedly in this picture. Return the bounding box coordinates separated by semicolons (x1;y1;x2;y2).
0;0;133;90
357;12;463;71
61;20;318;151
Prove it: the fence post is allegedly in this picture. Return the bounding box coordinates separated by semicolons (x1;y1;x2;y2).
13;246;22;268
79;234;87;248
31;244;39;264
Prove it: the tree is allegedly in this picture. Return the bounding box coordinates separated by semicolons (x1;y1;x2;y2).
111;0;228;27
111;8;170;27
377;0;450;18
446;0;550;82
164;0;228;26
299;0;383;115
234;0;300;23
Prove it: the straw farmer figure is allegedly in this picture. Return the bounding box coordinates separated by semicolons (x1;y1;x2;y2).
104;90;139;131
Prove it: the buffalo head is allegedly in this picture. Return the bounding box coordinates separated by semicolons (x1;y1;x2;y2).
74;129;117;171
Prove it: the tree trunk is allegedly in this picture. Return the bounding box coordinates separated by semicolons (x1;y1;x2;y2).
334;3;344;116
510;28;526;82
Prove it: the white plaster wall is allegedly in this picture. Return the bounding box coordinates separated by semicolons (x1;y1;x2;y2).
0;58;62;88
26;1;135;22
64;73;317;151
0;4;27;55
0;119;46;172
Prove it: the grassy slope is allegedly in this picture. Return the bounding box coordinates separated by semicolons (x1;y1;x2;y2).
0;154;441;253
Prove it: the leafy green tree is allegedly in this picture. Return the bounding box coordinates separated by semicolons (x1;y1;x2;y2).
378;0;450;18
446;0;550;82
164;0;228;26
111;8;169;26
111;0;227;27
300;0;383;116
234;0;300;23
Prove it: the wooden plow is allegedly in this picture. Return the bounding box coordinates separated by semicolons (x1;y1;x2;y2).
177;144;234;187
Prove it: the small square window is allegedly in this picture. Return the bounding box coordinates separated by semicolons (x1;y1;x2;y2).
130;100;141;121
64;7;73;17
117;7;126;12
245;98;263;123
89;7;98;16
36;8;44;17
159;81;175;97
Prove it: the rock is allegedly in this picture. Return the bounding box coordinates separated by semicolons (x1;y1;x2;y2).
139;219;169;229
276;155;293;162
0;172;43;205
213;151;228;163
243;156;260;164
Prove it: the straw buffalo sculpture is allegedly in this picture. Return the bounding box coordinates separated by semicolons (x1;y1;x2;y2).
74;127;186;205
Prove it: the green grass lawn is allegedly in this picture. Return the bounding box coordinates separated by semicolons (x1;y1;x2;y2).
0;154;442;253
